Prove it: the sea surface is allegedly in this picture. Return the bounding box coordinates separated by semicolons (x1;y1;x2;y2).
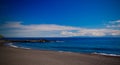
4;37;120;56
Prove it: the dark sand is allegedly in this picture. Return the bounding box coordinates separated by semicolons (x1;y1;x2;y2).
0;46;120;65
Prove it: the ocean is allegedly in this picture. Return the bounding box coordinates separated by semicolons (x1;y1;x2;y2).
4;37;120;56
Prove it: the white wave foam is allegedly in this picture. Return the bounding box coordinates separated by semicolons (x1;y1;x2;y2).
7;43;30;49
58;51;64;52
8;43;18;48
58;51;73;54
92;52;120;57
20;47;31;49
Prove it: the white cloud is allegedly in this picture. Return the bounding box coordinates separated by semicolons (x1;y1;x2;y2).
1;22;81;31
1;21;120;37
116;20;120;23
106;25;120;28
61;29;120;37
106;20;120;29
2;22;23;28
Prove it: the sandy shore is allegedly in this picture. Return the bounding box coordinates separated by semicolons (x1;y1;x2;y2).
0;46;120;65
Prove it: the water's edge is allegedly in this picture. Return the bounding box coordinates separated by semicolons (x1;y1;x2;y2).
6;43;120;57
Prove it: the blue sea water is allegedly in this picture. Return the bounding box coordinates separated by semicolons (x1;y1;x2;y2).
4;37;120;55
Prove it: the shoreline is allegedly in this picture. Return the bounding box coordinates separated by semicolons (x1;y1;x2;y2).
7;43;120;57
0;45;120;65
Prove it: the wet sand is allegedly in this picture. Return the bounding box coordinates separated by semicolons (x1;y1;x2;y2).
0;46;120;65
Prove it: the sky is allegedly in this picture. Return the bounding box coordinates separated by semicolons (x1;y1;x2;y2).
0;0;120;37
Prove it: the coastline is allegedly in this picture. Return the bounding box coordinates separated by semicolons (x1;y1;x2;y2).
0;45;120;65
7;43;120;57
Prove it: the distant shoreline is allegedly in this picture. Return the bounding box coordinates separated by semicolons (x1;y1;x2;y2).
0;39;54;43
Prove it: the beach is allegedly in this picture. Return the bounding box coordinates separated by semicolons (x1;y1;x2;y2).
0;46;120;65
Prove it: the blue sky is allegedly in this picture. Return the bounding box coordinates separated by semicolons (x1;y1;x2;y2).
0;0;120;37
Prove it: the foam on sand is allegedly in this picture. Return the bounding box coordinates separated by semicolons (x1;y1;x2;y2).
92;52;120;57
